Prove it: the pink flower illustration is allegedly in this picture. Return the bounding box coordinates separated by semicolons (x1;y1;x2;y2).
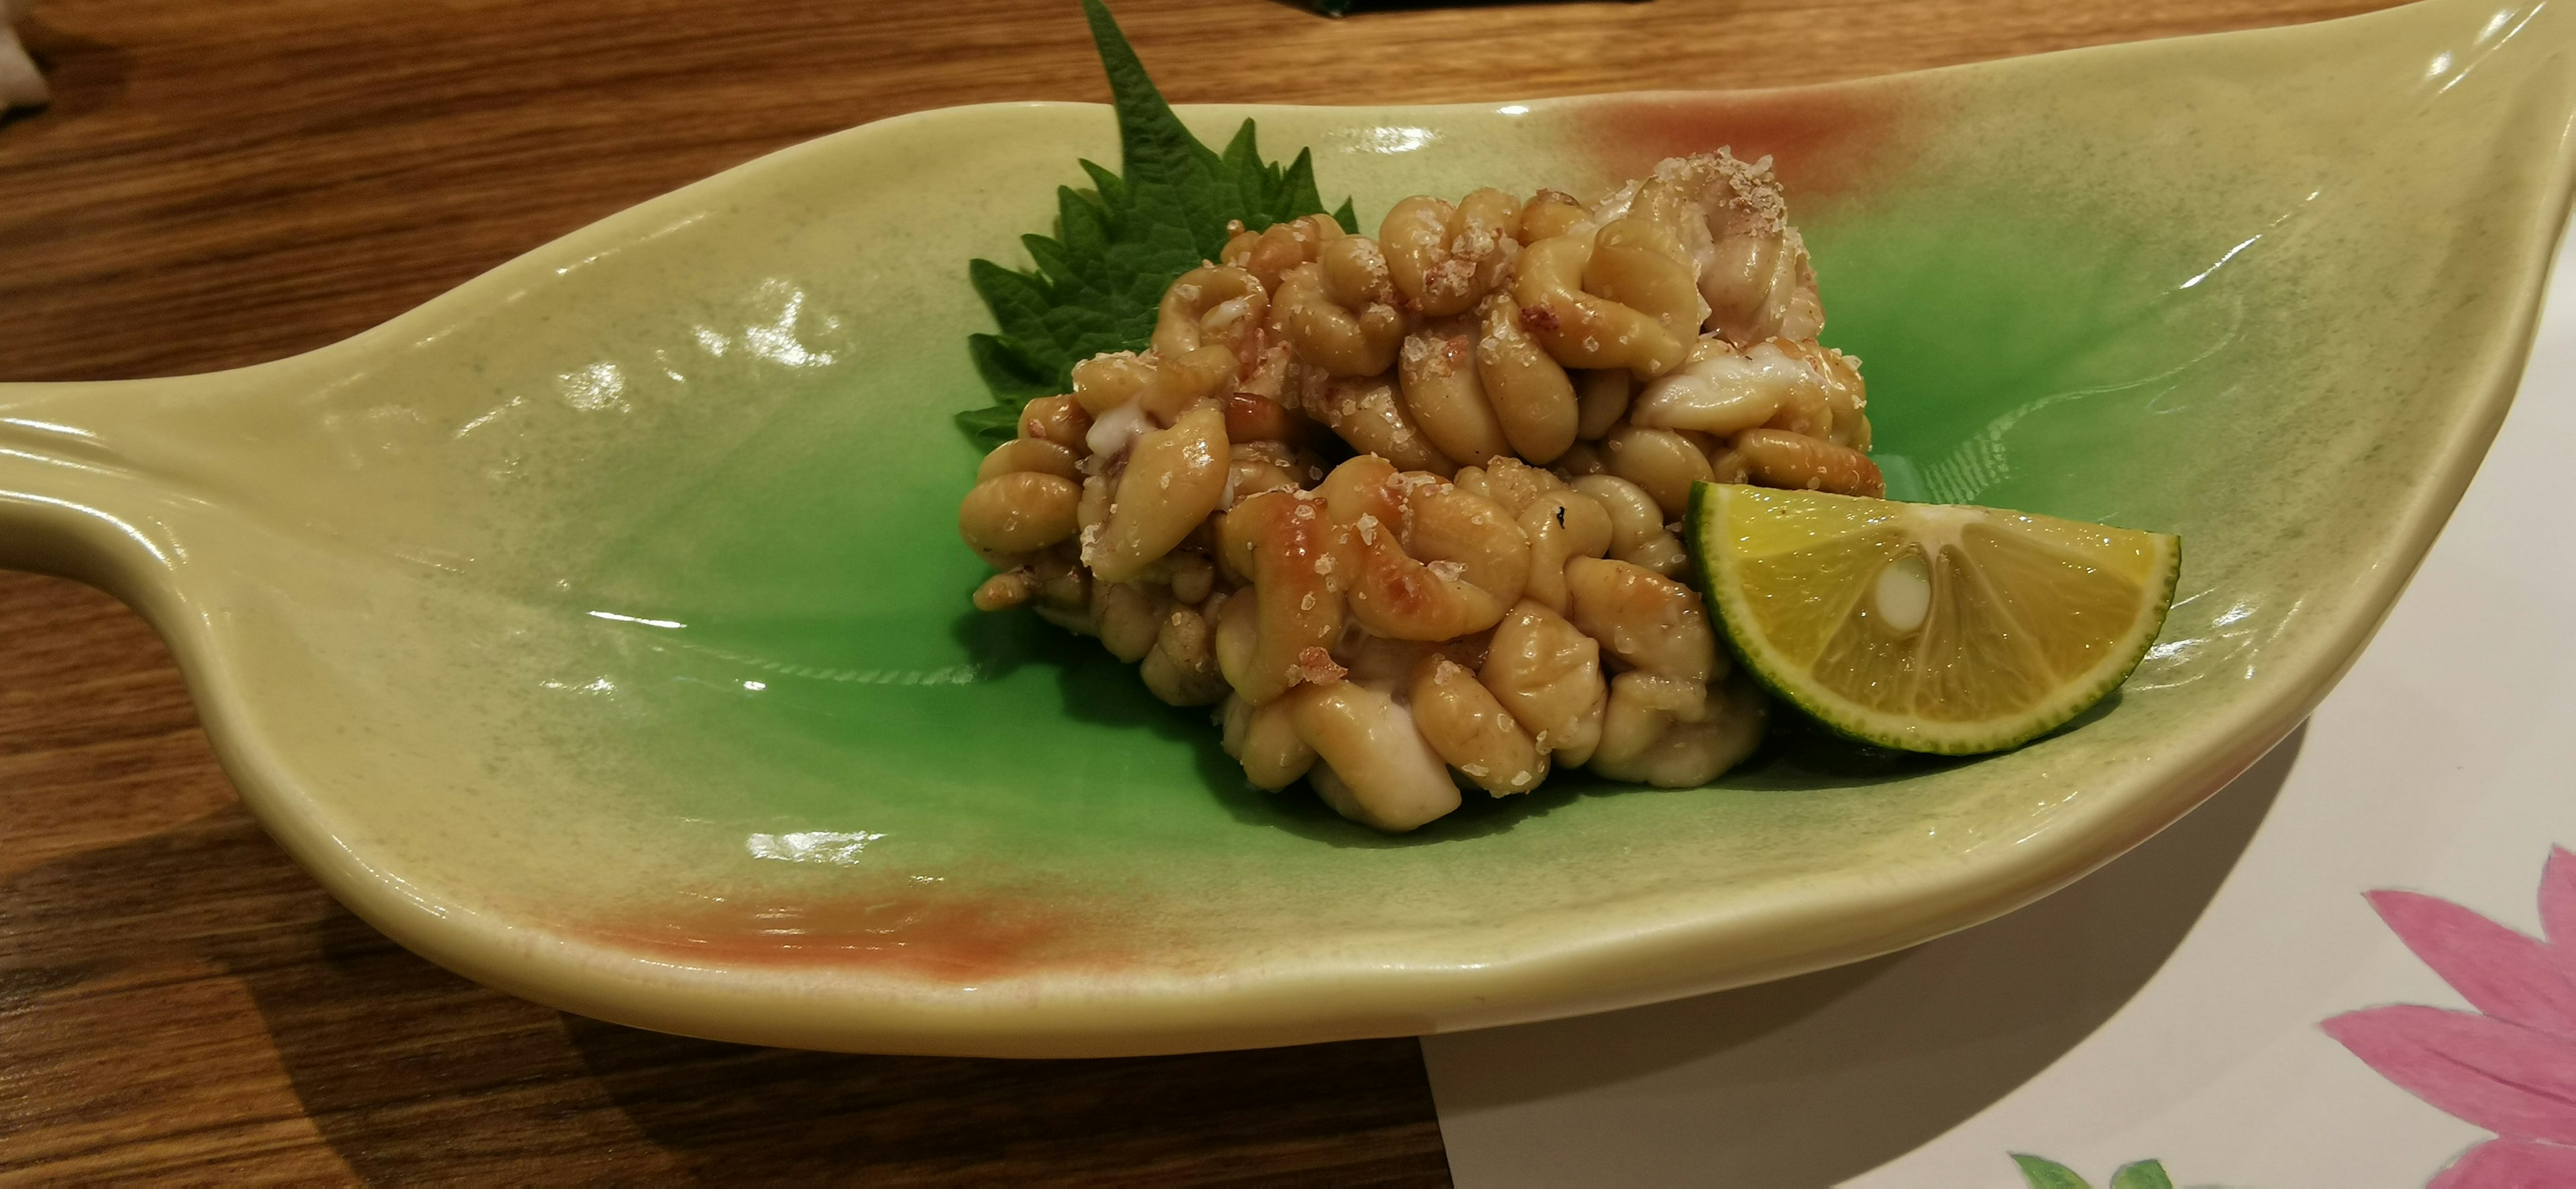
2324;846;2576;1187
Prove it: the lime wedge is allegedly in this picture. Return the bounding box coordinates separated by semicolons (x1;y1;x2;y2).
1684;482;2180;754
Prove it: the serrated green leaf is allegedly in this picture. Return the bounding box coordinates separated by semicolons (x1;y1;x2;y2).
1276;149;1326;223
967;333;1057;402
954;0;1357;446
954;404;1024;448
1220;120;1265;183
967;259;1057;341
2108;1160;2175;1189
2010;1154;2096;1189
1020;234;1080;293
1078;160;1130;224
1055;187;1110;268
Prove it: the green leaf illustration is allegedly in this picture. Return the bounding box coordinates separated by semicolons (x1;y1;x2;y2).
954;0;1357;447
2011;1153;2097;1189
2108;1159;2176;1189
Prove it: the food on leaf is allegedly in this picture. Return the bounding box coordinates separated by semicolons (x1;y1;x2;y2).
951;0;2174;832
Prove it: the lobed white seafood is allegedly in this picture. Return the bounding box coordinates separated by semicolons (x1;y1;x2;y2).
957;151;1880;832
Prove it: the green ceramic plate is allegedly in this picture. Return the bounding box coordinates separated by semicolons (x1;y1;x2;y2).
3;0;2570;1057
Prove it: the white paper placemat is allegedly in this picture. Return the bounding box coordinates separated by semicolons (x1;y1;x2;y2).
1425;223;2576;1189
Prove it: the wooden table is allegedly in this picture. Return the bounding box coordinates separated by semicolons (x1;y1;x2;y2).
0;0;2389;1180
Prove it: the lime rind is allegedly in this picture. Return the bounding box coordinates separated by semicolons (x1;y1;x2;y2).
1686;482;2182;756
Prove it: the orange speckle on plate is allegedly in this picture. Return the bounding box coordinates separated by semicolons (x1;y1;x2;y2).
1578;80;1928;205
576;881;1152;982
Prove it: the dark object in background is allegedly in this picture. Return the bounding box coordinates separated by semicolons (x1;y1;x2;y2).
1305;0;1649;15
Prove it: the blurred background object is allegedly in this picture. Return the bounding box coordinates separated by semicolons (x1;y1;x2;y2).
1;0;43;110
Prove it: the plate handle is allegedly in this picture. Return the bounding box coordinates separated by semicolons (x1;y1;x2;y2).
0;377;197;589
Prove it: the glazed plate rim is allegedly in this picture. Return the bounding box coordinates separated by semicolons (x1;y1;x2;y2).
13;0;2570;1057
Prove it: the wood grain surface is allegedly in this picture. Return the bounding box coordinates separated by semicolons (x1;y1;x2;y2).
0;0;2389;1181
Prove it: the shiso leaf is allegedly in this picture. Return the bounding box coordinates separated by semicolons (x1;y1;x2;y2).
955;0;1357;447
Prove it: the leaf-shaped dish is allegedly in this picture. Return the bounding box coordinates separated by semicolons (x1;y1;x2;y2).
3;0;2569;1057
